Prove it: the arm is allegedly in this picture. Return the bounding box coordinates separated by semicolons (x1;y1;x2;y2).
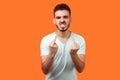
70;38;86;73
41;52;56;74
70;52;85;73
41;36;58;74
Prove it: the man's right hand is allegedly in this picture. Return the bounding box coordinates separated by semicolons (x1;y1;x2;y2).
41;36;58;74
49;36;58;55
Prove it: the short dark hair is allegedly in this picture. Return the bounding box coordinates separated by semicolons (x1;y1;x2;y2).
54;3;71;16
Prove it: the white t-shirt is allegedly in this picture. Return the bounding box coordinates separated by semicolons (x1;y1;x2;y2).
40;32;86;80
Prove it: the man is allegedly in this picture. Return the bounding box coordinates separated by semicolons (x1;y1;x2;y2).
40;3;86;80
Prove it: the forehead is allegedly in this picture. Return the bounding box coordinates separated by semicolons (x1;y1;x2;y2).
55;10;70;17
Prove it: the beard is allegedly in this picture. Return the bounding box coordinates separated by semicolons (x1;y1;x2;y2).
56;23;70;32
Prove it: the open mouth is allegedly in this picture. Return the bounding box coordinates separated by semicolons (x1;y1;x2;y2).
60;24;66;28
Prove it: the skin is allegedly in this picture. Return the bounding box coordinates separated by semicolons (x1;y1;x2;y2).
41;10;85;74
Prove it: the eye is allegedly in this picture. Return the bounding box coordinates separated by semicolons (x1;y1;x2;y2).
56;16;61;19
63;16;68;19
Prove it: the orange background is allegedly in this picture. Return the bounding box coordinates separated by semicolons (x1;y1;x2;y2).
0;0;120;80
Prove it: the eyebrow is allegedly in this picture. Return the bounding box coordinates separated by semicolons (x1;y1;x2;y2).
55;15;69;19
56;16;61;19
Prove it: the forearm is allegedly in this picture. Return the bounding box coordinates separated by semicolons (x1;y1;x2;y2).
70;52;85;73
41;53;55;74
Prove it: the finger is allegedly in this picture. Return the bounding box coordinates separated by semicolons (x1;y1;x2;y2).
72;38;79;48
72;38;76;44
70;44;73;49
49;41;54;47
53;36;57;43
50;36;57;46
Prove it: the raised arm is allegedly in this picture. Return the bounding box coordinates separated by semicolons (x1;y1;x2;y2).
41;36;58;74
70;38;85;73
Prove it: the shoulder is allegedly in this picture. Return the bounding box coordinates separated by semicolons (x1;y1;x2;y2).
41;32;56;43
71;32;85;41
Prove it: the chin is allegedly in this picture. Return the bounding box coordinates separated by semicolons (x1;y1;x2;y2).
56;25;68;32
59;29;67;32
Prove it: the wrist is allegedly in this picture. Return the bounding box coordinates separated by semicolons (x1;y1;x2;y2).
49;52;56;57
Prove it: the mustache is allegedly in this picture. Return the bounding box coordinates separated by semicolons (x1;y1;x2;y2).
59;22;66;25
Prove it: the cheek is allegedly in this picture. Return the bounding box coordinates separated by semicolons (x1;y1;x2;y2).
55;20;60;25
66;20;70;24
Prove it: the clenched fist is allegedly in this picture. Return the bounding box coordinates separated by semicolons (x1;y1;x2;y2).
70;38;80;54
49;36;58;55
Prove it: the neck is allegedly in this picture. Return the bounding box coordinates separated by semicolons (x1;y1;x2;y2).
55;30;71;39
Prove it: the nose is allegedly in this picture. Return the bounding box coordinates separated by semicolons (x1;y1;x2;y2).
60;17;65;22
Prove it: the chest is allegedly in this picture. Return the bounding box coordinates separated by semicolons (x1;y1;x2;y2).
54;41;74;69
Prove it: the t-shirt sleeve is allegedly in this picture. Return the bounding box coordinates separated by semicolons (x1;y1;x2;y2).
40;37;49;56
77;37;86;55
